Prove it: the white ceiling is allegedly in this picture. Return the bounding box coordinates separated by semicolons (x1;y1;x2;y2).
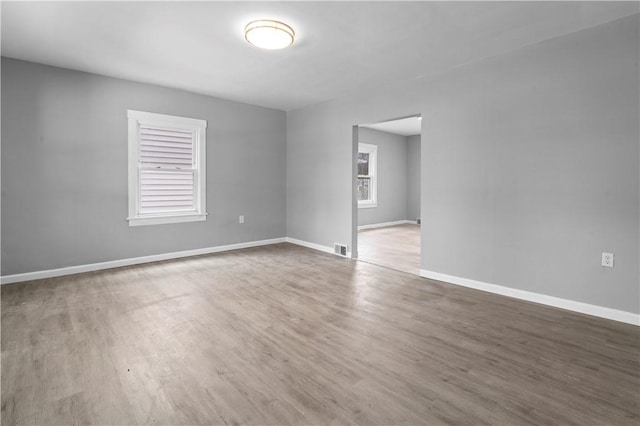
361;116;422;137
2;2;638;111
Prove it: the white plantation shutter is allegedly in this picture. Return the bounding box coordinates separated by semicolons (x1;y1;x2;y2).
139;170;194;213
139;126;196;214
128;111;207;226
139;127;194;168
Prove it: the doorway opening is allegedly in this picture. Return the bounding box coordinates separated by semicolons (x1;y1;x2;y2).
352;114;422;275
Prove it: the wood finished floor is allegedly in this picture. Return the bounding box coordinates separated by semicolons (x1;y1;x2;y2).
2;243;639;425
358;224;420;275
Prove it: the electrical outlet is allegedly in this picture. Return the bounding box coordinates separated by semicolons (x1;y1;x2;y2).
239;215;244;224
601;252;614;268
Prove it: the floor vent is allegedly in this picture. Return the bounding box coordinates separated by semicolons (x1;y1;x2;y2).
334;243;348;257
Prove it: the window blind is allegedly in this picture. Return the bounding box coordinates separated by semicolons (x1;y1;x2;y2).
139;126;196;214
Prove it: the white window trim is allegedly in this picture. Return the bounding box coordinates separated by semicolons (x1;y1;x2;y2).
127;110;207;227
358;142;378;208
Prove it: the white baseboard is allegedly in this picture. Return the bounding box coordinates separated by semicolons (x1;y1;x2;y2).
358;219;418;230
4;236;634;325
284;237;352;258
420;269;639;326
1;238;286;285
285;237;334;254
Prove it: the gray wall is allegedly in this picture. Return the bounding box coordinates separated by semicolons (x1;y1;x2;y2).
287;15;639;314
406;135;421;222
357;127;408;226
2;58;287;275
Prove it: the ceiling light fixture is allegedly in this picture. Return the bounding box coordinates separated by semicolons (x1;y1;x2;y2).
245;19;295;50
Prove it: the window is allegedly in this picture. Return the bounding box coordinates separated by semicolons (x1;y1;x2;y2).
127;110;207;226
357;143;377;208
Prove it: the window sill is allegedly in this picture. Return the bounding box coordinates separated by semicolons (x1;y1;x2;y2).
358;202;378;209
127;213;207;227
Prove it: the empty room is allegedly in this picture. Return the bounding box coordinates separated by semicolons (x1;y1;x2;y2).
356;116;422;275
1;1;639;425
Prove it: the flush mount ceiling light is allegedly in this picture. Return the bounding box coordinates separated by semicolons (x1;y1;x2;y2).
245;20;295;50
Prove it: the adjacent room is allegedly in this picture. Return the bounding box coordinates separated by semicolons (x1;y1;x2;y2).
2;2;639;425
356;116;422;275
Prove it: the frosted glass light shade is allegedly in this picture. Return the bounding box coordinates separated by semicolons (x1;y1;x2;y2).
245;20;295;49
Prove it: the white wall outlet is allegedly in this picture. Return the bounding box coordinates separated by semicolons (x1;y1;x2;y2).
239;215;244;224
601;252;614;268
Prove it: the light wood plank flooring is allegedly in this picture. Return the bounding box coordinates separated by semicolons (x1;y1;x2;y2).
2;243;638;425
358;224;420;275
